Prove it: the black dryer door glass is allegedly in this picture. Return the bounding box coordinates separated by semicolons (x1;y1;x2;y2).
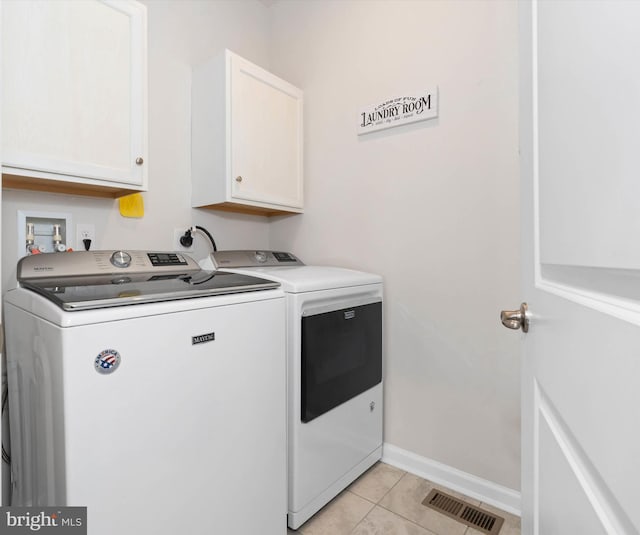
301;301;382;423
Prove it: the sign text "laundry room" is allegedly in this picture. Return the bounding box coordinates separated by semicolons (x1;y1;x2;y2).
357;88;438;135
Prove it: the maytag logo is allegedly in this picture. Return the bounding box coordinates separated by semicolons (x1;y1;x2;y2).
344;310;356;320
33;266;54;271
192;332;215;345
1;507;86;534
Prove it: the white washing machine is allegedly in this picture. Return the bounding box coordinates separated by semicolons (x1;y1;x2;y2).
211;250;383;529
4;251;288;535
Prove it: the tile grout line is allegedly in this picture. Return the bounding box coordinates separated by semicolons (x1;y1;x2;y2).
358;503;441;535
348;489;378;504
376;470;409;504
347;488;377;507
376;473;471;535
348;468;410;534
347;497;376;535
376;499;472;535
374;472;420;525
347;491;376;533
348;465;407;506
376;501;422;528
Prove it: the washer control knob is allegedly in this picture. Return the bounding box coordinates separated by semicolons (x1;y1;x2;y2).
255;251;268;263
110;251;132;268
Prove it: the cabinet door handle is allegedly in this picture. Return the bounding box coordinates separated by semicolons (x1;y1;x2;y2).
135;157;144;165
235;176;243;182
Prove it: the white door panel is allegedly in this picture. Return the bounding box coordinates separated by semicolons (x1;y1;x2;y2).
519;1;640;533
538;417;607;535
2;0;146;186
536;1;640;269
230;54;303;209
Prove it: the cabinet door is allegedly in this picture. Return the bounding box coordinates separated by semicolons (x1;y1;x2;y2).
2;0;147;188
230;53;303;209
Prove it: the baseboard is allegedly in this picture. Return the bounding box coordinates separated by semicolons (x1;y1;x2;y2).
382;442;521;516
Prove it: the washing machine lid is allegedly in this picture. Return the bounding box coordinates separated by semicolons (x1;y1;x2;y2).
210;250;382;292
16;251;280;310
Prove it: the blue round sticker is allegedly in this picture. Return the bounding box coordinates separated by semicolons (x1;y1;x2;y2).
95;349;121;375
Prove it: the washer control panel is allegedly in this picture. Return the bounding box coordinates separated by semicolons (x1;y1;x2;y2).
211;250;304;269
147;252;189;267
17;250;200;281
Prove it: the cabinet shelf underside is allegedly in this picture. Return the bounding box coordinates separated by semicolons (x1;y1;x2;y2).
2;173;144;199
196;201;302;217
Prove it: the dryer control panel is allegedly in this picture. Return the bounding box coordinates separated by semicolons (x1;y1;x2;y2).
211;250;304;269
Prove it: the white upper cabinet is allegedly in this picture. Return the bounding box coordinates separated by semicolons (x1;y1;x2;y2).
1;0;147;197
192;50;303;216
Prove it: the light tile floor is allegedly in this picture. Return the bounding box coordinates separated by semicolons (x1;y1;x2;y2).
288;462;520;535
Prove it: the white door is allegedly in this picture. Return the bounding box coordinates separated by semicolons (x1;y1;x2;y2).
517;2;640;534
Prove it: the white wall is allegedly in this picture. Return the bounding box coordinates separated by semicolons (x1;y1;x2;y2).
268;0;521;490
1;0;273;291
1;0;522;495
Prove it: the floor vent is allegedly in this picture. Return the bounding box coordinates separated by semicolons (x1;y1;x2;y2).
421;489;505;534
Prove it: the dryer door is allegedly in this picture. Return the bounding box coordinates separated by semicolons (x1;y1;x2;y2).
301;300;382;423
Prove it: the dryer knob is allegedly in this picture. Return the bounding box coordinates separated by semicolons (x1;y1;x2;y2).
255;251;268;263
111;251;132;268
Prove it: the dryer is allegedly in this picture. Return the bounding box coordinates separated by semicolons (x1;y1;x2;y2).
211;250;383;529
4;251;288;535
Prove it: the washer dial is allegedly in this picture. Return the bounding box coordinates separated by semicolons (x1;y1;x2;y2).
110;251;132;268
254;251;268;263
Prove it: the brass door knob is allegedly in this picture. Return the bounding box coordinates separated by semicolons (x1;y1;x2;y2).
500;302;529;333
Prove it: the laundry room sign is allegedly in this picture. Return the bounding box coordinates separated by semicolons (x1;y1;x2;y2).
357;87;438;135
